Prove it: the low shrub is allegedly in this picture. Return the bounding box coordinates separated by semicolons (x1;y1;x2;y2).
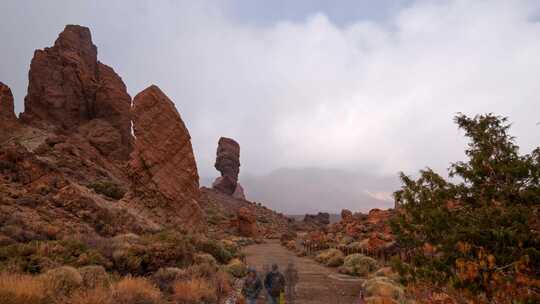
315;249;344;267
224;258;247;278
79;265;110;289
152;267;187;292
362;277;405;301
88;180;125;200
339;254;378;276
196;239;235;264
172;277;217;304
113;276;162;304
194;253;217;267
42;266;83;298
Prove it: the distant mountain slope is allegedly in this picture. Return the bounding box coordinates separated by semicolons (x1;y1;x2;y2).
204;167;399;214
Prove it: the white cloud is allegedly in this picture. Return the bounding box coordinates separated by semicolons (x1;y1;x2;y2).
1;0;539;184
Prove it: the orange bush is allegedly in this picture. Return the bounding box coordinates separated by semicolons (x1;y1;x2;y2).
113;276;163;304
0;272;47;304
172;277;217;303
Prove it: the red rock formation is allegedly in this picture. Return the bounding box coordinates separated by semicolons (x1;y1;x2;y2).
130;85;204;231
213;137;243;195
19;25;132;159
237;207;258;237
0;82;18;142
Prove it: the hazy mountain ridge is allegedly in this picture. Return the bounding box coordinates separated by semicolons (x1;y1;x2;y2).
203;167;399;214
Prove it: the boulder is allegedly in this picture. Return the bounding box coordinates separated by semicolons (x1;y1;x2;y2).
20;25;132;159
213;137;241;195
130;85;204;231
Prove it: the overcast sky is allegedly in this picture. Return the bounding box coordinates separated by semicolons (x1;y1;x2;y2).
1;1;539;213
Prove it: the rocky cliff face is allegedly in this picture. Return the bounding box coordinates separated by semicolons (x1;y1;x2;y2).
19;25;132;160
129;85;204;231
212;137;245;198
0;82;18;142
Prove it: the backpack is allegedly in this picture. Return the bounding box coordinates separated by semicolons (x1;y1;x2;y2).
269;273;285;297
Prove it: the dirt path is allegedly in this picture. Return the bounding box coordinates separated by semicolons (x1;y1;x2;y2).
243;239;363;304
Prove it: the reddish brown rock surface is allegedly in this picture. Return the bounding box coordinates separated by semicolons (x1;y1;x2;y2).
199;187;289;239
19;25;132;160
0;82;19;142
237;207;258;237
129;85;204;231
213;137;244;196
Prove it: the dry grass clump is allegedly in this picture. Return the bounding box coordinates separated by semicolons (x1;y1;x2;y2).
68;287;113;304
112;276;162;304
172;277;217;304
42;266;83;298
0;272;47;304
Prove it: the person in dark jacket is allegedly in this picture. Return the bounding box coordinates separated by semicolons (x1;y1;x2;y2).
264;264;285;304
242;268;263;304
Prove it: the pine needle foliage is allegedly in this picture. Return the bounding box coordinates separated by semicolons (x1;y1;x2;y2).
391;113;540;302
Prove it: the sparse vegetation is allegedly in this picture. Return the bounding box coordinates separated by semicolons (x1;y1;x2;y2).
88;180;125;200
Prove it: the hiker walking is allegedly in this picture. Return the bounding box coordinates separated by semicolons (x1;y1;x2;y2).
264;264;285;304
242;268;263;304
284;262;299;303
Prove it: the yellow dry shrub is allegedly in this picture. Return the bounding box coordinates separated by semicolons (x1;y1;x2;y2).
172;277;217;304
113;276;162;304
0;272;47;304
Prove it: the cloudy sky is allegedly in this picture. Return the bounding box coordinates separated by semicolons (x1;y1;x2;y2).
1;1;539;213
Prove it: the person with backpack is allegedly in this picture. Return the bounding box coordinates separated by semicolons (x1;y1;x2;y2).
242;268;263;304
264;264;286;304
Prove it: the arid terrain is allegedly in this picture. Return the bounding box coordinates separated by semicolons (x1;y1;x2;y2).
0;16;538;304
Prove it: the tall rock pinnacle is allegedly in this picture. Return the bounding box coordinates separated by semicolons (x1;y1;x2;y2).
19;24;132;159
212;137;245;199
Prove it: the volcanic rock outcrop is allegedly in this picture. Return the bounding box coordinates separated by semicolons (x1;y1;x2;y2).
0;82;18;141
212;137;245;199
129;85;204;231
19;25;132;160
0;25;206;241
236;207;258;237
